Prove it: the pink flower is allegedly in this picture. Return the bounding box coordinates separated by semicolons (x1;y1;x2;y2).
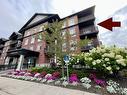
41;72;47;77
89;73;96;80
69;74;79;83
52;71;61;79
94;79;106;87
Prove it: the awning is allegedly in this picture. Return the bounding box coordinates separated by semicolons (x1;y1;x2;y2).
7;48;39;57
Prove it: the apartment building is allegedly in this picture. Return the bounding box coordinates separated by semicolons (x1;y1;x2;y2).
0;6;99;70
0;38;7;64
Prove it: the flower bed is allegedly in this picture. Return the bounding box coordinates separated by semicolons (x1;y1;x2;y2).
2;70;127;95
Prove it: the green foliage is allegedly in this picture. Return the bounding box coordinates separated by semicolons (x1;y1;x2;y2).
69;46;127;74
30;67;57;74
68;69;89;79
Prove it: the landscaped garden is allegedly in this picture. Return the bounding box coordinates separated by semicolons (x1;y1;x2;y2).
2;46;127;95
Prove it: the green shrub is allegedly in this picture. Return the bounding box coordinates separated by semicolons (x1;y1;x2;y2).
69;46;127;75
30;67;60;74
68;69;88;79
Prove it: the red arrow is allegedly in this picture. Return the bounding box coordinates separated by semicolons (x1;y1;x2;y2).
97;17;121;31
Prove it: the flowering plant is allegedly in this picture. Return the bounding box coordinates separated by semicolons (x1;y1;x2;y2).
52;71;60;80
69;74;79;83
70;46;127;74
41;71;47;77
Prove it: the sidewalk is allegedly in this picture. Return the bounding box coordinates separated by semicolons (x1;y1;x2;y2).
0;77;97;95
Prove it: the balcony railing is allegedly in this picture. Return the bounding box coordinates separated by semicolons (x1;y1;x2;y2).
78;14;95;23
80;26;98;36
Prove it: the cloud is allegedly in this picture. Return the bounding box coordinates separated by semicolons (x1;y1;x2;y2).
0;0;127;47
0;0;52;38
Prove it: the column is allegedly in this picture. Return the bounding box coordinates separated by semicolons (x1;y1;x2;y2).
16;55;24;71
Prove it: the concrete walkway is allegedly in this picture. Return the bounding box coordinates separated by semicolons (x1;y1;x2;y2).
0;77;97;95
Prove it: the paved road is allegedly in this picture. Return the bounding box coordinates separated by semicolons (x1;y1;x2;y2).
0;77;97;95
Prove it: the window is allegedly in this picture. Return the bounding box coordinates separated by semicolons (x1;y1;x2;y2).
24;39;28;45
68;17;75;26
36;44;42;51
37;33;43;42
69;27;76;36
31;36;35;44
62;21;66;28
70;40;77;51
29;46;34;51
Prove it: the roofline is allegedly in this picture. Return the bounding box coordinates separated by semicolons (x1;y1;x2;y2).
19;14;60;33
61;5;95;20
18;13;58;33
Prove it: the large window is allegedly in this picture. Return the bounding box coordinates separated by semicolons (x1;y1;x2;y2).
68;17;75;26
69;27;76;36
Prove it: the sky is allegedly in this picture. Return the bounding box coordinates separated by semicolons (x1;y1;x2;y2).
0;0;127;47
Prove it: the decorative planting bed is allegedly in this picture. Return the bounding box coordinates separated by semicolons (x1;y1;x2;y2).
2;69;127;95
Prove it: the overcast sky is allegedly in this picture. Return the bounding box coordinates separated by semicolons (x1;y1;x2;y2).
0;0;127;47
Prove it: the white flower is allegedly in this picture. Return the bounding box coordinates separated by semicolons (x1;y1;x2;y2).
115;55;123;59
60;77;67;81
80;77;91;84
116;59;125;66
116;67;120;70
88;58;93;61
121;88;127;95
95;85;101;89
45;74;52;79
106;66;112;71
92;61;96;65
34;73;41;78
71;82;78;86
62;81;68;87
55;80;61;85
82;83;91;89
96;59;101;64
105;58;109;61
106;86;117;94
109;71;113;74
41;79;47;83
47;79;54;83
103;64;106;67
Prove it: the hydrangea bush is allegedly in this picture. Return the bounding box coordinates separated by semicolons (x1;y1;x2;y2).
70;46;127;74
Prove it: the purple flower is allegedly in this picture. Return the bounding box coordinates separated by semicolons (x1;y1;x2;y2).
69;74;79;83
94;79;106;87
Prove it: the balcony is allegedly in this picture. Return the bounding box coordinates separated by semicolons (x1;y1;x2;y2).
80;26;98;38
78;14;95;23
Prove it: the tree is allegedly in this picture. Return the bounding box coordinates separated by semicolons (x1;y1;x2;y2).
43;20;91;77
43;20;67;77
